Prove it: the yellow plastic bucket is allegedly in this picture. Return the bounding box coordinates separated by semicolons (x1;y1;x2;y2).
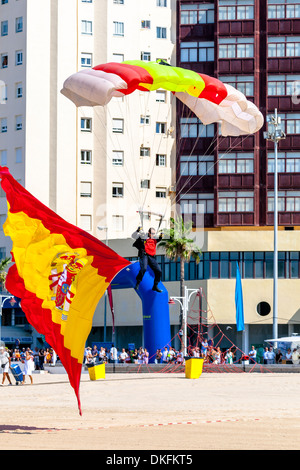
87;363;105;381
185;357;204;379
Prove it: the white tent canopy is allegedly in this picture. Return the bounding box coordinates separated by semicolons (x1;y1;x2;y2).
265;336;300;343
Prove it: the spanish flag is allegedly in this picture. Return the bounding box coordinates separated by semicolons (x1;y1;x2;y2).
0;167;130;414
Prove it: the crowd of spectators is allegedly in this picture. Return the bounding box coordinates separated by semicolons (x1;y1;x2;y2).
2;341;300;368
3;346;57;370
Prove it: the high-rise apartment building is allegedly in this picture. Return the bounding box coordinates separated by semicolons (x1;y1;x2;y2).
0;0;176;348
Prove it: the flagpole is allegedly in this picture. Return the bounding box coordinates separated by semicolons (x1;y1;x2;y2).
98;226;108;343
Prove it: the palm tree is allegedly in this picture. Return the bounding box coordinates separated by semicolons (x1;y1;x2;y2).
159;216;201;299
0;257;11;291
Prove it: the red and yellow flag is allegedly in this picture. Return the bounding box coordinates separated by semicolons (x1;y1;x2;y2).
0;167;130;414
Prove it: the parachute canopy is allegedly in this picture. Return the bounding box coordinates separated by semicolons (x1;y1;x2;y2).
61;60;263;137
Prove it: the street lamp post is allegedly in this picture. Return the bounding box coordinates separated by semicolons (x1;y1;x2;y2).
0;294;17;346
169;286;200;357
263;109;286;343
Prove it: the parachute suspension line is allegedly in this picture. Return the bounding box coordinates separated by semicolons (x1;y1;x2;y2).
139;90;175;222
122;96;145;210
103;104;143;208
88;106;142;208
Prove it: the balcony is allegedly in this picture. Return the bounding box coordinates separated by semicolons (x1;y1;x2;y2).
268;57;300;73
268;19;300;35
267;211;300;226
218;20;255;36
218;173;255;189
217;211;255;226
218;58;255;74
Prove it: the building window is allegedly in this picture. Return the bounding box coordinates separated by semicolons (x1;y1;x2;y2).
219;37;254;59
0;83;7;103
80;181;92;197
140;115;150;125
156;90;166;102
156;122;166;134
219;75;254;97
268;37;300;57
157;0;167;6
81;20;92;35
16;82;22;98
180;193;214;214
156;27;167;39
180;41;214;62
180;117;214;138
141;179;150;189
0;118;7;133
180;3;214;25
15;115;22;131
80;215;92;231
15;147;22;163
82;0;93;3
15;17;23;32
112;150;124;166
268;152;300;173
1;53;8;68
140;147;150;157
112;118;124;133
268;190;300;212
156;154;166;167
112;53;124;63
113;0;124;4
112;215;124;232
268;75;300;96
156;187;167;198
1;0;8;4
0;150;7;166
1;20;8;36
271;113;300;134
141;51;151;61
180;155;214;176
141;20;151;29
218;191;254;212
80;150;92;164
219;0;255;20
112;182;124;198
219;152;254;174
15;50;23;65
268;0;300;19
113;21;124;36
81;53;92;68
81;117;92;131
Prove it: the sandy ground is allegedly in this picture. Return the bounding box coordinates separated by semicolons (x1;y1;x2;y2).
0;370;300;451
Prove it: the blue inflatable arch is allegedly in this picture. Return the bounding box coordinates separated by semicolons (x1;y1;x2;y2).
111;261;171;362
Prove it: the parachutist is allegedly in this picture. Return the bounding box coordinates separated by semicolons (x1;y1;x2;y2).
132;227;163;293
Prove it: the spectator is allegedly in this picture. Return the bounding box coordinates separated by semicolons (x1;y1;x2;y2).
38;348;45;370
225;349;233;364
110;344;118;363
292;348;300;365
201;338;208;357
249;345;257;364
99;347;107;363
143;348;149;364
263;347;269;364
22;348;34;385
92;345;98;360
0;346;12;386
131;349;138;364
167;347;176;363
33;347;40;370
119;348;128;364
155;349;162;364
285;348;293;364
161;347;168;364
275;349;283;364
268;347;275;364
